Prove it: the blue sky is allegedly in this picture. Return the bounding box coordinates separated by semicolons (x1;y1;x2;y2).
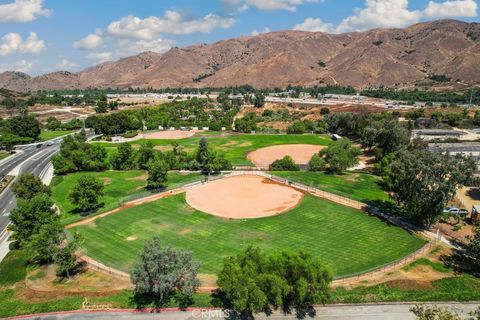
0;0;478;75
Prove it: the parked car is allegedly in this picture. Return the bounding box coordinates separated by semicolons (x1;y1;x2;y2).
443;207;468;216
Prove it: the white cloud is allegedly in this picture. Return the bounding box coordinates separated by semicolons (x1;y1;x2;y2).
86;51;112;63
106;10;236;40
424;0;478;17
0;0;51;23
251;27;271;36
115;38;175;57
0;59;33;73
225;0;321;12
76;9;235;62
0;32;46;56
56;58;77;69
297;0;478;34
293;18;334;32
73;32;104;50
336;0;422;33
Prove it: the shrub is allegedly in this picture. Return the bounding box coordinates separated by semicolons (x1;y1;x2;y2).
309;154;326;171
270;156;300;171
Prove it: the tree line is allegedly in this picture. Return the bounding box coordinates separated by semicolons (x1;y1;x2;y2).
85;98;238;136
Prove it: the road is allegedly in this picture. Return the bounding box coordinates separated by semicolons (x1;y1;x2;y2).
11;303;480;320
0;144;60;232
0;132;90;262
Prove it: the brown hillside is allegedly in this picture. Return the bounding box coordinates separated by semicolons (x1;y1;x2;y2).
1;20;479;92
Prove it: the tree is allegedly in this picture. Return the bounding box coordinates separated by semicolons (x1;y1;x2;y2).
217;247;332;316
308;154;326;171
287;121;307;134
410;304;461;320
136;141;155;170
253;92;265;108
95;95;108;113
361;126;378;151
10;194;57;246
131;236;200;306
410;304;480;320
28;221;63;264
55;233;81;278
111;143;136;170
45;116;62;131
8;114;41;140
52;133;108;175
195;137;232;174
320;107;330;115
196;137;209;166
473;111;480;126
270;156;300;171
465;226;480;269
319;139;361;174
388;150;476;227
68;176;104;212
146;156;169;189
11;173;51;200
375;120;410;158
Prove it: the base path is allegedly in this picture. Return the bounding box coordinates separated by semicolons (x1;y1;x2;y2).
247;144;325;168
185;175;303;219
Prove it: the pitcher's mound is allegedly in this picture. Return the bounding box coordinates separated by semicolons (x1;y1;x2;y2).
247;144;325;168
185;175;303;219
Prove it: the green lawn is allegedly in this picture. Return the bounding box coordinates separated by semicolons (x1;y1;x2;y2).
74;193;425;277
95;133;331;166
51;170;203;225
39;130;76;141
0;151;11;161
273;171;390;203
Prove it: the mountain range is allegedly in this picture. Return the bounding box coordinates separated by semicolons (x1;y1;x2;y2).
1;19;479;92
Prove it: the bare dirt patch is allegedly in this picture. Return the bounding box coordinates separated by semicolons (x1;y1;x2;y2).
185;175;303;219
102;177;112;185
25;264;132;295
126;236;138;241
247;144;325;168
144;130;198;140
126;173;148;181
178;228;193;235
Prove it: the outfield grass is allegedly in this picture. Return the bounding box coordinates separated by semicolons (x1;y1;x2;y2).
95;133;331;166
39;130;76;141
51;170;203;225
74;193;425;277
273;171;390;202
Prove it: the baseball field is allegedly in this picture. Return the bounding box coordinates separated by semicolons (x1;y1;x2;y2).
72;177;425;278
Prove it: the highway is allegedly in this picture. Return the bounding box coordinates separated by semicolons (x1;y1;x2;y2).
0;132;89;262
0;142;61;234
